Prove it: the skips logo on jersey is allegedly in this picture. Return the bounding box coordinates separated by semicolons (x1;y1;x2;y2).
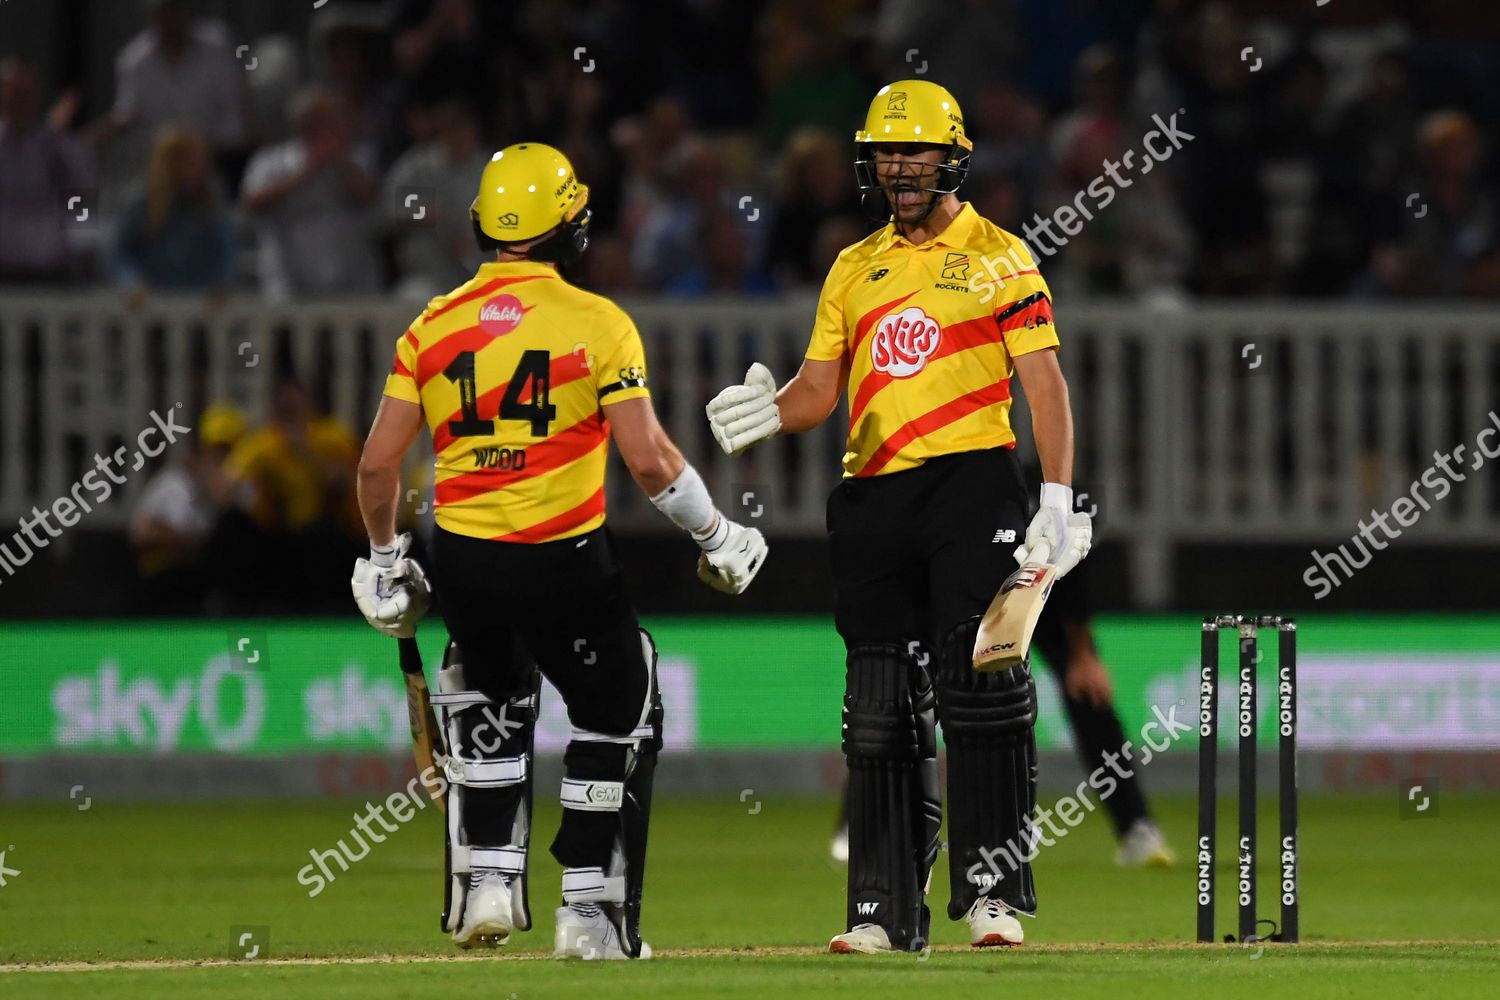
479;294;525;337
871;305;941;378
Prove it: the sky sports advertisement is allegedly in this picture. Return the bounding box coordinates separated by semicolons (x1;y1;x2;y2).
2;616;1498;756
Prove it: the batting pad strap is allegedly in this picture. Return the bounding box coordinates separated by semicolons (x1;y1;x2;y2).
432;691;537;711
570;722;655;745
446;754;528;787
561;778;625;811
470;845;527;875
431;690;492;709
561;866;626;904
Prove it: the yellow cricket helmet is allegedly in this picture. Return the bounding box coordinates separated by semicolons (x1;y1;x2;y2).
470;142;592;264
853;80;972;210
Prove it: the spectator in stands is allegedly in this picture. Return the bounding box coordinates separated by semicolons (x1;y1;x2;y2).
315;12;400;171
574;233;638;295
1362;110;1500;298
872;0;1022;105
382;100;488;301
226;378;362;538
393;0;502;126
663;209;775;296
966;83;1053;227
1049;45;1127;170
810;215;868;279
213;377;363;606
129;404;244;607
611;95;694;241
767;128;866;288
240;87;381;299
1047;46;1130;295
97;0;251;197
1305;48;1419;295
111;128;236;301
759;15;868;154
1118;160;1194;306
632;137;729;289
0;58;94;284
1175;5;1274;295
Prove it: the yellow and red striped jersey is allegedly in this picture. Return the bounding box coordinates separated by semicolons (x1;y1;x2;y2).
383;260;650;542
805;202;1059;477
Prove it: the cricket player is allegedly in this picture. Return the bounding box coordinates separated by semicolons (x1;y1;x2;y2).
352;142;767;959
707;81;1091;952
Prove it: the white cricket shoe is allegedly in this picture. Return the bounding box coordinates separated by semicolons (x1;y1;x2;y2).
553;905;653;960
828;922;896;954
1116;819;1176;868
453;874;513;948
965;897;1024;947
830;825;849;864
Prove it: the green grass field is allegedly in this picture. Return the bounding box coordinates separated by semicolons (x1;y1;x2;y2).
2;793;1498;997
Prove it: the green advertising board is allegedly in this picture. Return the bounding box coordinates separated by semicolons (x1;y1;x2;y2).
2;615;1498;755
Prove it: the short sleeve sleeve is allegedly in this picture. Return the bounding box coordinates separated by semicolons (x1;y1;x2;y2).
804;261;850;362
993;272;1060;359
595;309;650;405
383;329;421;404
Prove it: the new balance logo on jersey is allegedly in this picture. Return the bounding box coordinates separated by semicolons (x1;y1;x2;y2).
992;529;1016;544
865;267;890;282
856;901;879;916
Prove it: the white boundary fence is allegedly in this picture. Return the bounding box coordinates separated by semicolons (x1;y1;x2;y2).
2;294;1498;605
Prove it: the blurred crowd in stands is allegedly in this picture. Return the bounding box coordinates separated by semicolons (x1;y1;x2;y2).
127;376;374;612
1;0;1498;305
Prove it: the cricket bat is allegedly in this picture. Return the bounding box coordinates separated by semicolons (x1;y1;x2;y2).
397;634;447;811
972;544;1057;672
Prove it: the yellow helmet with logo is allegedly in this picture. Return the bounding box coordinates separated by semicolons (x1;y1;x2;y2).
470;142;592;263
853;80;972;210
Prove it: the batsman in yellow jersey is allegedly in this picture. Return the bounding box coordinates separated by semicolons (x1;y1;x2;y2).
708;81;1093;952
351;143;767;960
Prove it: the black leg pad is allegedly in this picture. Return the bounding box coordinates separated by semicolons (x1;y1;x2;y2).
936;617;1039;919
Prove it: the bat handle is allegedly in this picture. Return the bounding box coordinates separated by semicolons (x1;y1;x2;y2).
397;635;424;675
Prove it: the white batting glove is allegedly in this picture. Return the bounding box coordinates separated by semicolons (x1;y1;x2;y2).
696;518;768;594
351;532;431;638
1013;482;1093;580
706;363;781;455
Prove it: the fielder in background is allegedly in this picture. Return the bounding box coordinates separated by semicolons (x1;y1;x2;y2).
708;80;1092;953
1027;547;1175;868
352;142;767;960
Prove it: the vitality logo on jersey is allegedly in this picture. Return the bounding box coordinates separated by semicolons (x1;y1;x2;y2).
871;305;941;378
479;294;525;337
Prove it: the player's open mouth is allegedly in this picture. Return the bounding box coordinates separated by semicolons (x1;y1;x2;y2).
887;187;925;209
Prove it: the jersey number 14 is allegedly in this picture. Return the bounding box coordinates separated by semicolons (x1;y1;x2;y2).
443;349;558;438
